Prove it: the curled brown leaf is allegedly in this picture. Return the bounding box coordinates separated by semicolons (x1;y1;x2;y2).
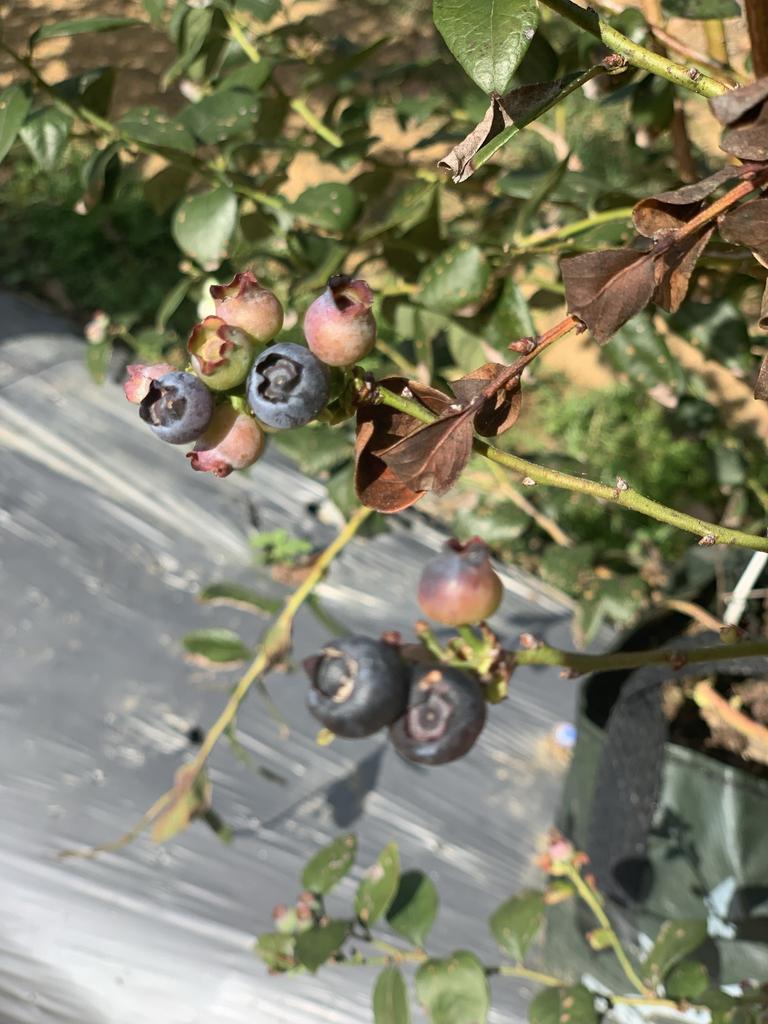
450;362;523;437
709;77;768;162
719;197;768;266
560;249;656;344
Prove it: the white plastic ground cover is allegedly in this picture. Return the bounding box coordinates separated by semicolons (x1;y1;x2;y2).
0;292;583;1023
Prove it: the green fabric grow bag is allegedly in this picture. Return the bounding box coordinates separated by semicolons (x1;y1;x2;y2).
551;650;768;986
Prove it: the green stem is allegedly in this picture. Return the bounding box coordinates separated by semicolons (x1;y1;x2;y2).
538;0;730;97
513;207;635;249
496;964;565;986
372;385;768;553
290;97;343;148
223;9;261;64
516;638;768;673
565;864;651;995
60;505;372;858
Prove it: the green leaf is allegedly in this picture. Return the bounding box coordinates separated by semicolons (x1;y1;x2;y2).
355;842;400;925
386;871;439;948
453;501;529;545
489;889;545;962
119;106;196;153
273;424;351;475
236;0;281;19
662;0;739;16
142;0;166;27
254;932;296;972
292;183;360;232
179;90;260;145
529;986;597;1024
360;181;436;240
417;243;489;313
642;919;708;988
143;164;191;216
20;107;71;171
604;312;685;394
0;85;32;164
373;966;411;1024
294;920;350;972
665;960;710;1000
218;59;274;93
161;7;214;88
485;278;534;346
155;276;195;330
172;188;238;270
415;950;489;1024
198;582;281;615
432;0;539;95
302;833;357;895
577;574;646;645
53;67;115;118
30;16;141;46
85;341;113;384
182;628;251;665
80;142;122;212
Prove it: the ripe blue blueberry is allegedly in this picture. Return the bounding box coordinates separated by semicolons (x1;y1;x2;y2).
304;635;409;738
139;370;214;444
389;665;486;765
246;342;330;430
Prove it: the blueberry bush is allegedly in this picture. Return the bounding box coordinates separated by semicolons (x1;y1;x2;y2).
6;0;768;1019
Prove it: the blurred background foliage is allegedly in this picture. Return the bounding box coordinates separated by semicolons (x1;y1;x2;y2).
1;0;767;640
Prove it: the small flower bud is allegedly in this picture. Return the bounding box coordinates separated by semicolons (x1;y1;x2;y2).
188;316;257;391
210;271;284;344
84;310;110;345
187;403;265;477
303;275;377;367
123;363;175;404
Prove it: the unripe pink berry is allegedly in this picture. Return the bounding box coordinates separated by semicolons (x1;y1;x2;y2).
123;362;175;404
417;537;503;626
303;274;376;367
187;403;265;477
188;315;256;391
210;271;284;343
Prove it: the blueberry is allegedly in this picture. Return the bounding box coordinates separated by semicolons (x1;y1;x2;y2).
246;342;329;430
138;371;214;444
187;402;265;477
417;537;503;626
303;275;376;367
389;665;486;765
188;316;257;392
304;635;408;738
210;271;284;344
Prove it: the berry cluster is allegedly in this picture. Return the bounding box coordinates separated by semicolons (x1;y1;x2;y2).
304;539;504;766
124;271;376;477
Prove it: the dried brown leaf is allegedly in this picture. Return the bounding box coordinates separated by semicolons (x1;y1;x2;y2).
709;77;768;126
437;80;575;184
450;362;523;437
437;95;512;184
754;353;768;398
560;249;656;344
354;378;452;513
633;168;740;239
653;226;714;313
379;412;475;496
761;281;768;332
709;78;768;161
719;198;768;266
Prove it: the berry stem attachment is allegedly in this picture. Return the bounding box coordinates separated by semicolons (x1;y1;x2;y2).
60;504;373;859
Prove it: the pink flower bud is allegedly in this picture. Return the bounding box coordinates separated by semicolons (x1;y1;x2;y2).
123;363;175;404
188;316;256;391
84;310;110;345
303;275;376;367
187;403;265;477
210;271;284;343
